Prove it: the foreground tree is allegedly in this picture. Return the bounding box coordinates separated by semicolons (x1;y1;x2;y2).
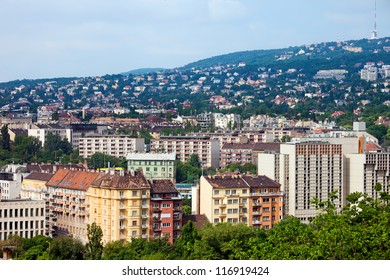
84;222;103;260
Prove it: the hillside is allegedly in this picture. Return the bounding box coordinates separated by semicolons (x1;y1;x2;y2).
183;37;390;75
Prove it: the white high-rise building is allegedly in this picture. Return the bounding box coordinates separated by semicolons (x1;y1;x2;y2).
259;141;347;222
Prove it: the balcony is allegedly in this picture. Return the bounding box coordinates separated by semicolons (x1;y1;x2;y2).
119;204;126;209
119;225;126;230
252;220;262;225
142;224;149;229
153;228;162;232
152;207;161;212
142;215;149;219
142;234;149;239
119;195;127;200
252;211;262;216
219;204;227;208
119;214;126;220
173;206;182;211
253;201;261;206
141;204;148;209
141;195;149;199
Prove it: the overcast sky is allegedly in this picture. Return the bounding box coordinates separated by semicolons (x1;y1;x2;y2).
0;0;389;82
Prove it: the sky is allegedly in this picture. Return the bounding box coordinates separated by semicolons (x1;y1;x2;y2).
0;0;389;82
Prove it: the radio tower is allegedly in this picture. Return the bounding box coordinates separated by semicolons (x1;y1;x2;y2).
371;0;378;39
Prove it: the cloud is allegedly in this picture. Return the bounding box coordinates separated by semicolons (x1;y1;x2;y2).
208;0;248;21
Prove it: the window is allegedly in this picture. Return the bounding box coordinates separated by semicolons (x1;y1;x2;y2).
132;191;138;197
214;190;219;195
132;211;137;217
162;223;171;227
162;203;171;208
242;189;247;194
214;200;219;205
214;218;219;223
214;209;219;215
132;221;137;226
225;190;230;195
231;190;236;195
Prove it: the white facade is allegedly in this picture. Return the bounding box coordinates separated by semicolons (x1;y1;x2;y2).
259;142;345;222
346;152;390;199
28;124;72;147
78;135;145;158
0;199;46;240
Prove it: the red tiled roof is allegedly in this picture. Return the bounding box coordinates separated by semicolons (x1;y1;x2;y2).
46;170;102;191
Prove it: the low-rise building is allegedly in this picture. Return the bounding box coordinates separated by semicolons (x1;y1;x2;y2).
0;199;46;240
126;153;176;182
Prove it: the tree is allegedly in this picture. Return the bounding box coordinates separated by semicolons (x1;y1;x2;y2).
84;222;103;260
1;124;11;151
48;236;85;260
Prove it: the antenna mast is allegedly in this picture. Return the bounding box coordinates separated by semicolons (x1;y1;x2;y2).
371;0;378;39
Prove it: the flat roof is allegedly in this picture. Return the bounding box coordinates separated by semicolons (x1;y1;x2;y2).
126;153;176;161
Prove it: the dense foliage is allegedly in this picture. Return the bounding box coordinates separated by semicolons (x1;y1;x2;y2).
2;190;390;260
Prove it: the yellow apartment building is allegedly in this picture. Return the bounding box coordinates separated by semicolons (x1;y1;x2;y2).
86;170;151;244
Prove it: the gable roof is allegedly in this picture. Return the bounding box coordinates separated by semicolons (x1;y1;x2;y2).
203;173;280;189
46;170;102;191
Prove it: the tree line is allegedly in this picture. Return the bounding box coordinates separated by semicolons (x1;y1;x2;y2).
2;187;390;260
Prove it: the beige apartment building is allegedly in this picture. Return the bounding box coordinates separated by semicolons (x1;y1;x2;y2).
78;135;145;159
198;173;284;229
150;136;220;168
46;169;101;242
86;170;151;244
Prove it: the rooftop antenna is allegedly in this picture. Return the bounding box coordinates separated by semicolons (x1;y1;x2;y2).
371;0;378;39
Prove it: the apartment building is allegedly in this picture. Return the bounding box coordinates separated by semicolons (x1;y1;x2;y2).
78;135;145;159
86;170;151;244
28;123;72;147
198;173;283;229
346;152;390;199
220;142;280;168
46;169;101;242
126;153;176;181
150;180;182;243
0;199;46;240
258;141;345;222
150;136;220;168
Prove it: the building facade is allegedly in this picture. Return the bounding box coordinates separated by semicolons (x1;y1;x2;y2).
346;152;390;199
46;169;101;242
150;136;220;168
150;180;182;243
0;199;46;240
86;170;151;244
259;141;345;223
78;135;145;158
126;153;176;182
198;173;284;229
